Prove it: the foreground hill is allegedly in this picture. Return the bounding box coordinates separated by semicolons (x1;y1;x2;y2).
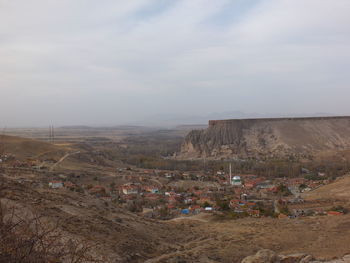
179;116;350;160
0;175;190;263
303;175;350;201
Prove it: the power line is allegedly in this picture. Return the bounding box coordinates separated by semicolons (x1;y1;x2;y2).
52;125;55;144
49;125;55;143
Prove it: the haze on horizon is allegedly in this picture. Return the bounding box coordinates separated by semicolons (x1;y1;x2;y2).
1;0;350;127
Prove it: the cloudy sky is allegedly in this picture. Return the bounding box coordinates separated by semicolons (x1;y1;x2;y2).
1;0;350;126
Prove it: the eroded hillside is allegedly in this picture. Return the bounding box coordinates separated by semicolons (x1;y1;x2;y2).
0;175;192;263
179;116;350;160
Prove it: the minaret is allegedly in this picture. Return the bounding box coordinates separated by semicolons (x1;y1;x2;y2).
229;163;232;185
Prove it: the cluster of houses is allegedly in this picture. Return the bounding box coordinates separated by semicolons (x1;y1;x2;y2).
43;167;342;219
0;155;58;170
0;154;16;163
1;148;345;220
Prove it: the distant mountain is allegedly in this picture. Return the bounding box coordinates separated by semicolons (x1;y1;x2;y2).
59;125;92;129
133;111;338;127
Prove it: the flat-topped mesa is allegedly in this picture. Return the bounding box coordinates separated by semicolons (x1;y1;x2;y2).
179;116;350;160
208;116;350;127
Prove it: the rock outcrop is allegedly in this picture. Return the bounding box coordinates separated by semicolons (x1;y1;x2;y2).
179;116;350;160
241;250;350;263
241;249;281;263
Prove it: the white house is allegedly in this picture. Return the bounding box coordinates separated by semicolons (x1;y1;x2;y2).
49;181;63;189
121;185;139;195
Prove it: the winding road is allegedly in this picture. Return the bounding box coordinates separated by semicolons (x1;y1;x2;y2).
49;151;80;171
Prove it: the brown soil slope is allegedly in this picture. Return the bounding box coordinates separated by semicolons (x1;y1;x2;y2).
303;175;350;201
0;135;68;159
144;215;350;263
180;116;350;160
163;215;350;263
0;176;190;263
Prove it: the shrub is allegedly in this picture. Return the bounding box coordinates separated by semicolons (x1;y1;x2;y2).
0;202;100;263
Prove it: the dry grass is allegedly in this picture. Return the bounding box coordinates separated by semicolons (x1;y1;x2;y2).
303;175;350;201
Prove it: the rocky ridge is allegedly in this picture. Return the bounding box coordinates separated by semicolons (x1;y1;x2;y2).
179;116;350;160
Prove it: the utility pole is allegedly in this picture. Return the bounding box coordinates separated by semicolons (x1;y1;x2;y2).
49;125;55;143
0;127;6;154
0;128;5;171
52;125;55;144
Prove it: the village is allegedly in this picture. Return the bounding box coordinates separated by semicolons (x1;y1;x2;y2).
1;153;345;221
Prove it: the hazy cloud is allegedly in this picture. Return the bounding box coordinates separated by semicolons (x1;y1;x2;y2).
1;0;349;126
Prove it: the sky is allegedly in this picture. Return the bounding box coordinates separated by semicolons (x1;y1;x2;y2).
1;0;350;126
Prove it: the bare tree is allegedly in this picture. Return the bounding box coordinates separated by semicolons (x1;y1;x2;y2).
0;202;101;263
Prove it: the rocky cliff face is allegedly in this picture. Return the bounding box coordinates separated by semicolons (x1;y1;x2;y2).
179;116;350;160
